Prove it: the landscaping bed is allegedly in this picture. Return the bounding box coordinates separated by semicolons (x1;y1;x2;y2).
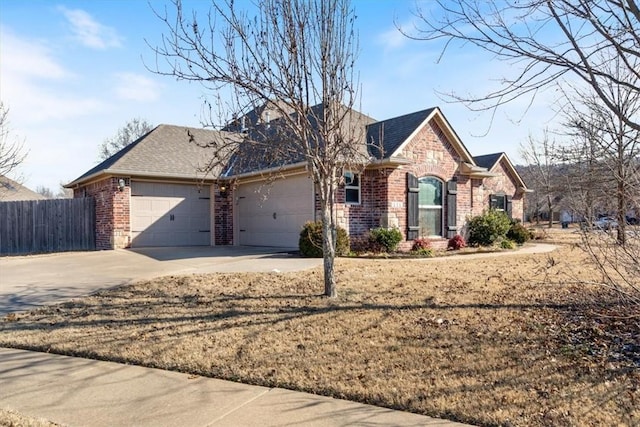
1;230;638;427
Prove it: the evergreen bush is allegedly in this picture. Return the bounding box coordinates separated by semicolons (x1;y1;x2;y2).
368;227;403;253
299;221;349;257
467;210;511;246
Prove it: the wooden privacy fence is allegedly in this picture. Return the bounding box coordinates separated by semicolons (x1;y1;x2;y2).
0;198;95;255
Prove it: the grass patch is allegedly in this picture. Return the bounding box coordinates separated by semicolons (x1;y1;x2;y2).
1;230;638;427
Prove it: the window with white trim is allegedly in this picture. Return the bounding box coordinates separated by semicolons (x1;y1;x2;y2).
490;194;506;211
344;171;360;204
418;176;443;237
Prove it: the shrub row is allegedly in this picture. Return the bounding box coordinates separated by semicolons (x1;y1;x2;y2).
299;210;529;257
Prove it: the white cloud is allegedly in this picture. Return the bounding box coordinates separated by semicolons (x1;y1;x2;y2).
114;73;162;102
58;7;122;49
0;29;69;80
0;29;106;123
377;26;406;50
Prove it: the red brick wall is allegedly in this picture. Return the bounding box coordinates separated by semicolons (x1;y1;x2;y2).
479;159;524;221
74;177;130;250
334;122;525;250
214;187;234;245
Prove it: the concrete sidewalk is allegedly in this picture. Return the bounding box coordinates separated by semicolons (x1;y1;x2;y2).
0;348;472;427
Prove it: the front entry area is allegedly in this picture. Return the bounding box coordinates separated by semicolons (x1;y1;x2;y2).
130;181;211;247
236;174;314;247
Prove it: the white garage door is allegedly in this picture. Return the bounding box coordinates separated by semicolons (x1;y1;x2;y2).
130;181;210;247
237;174;314;247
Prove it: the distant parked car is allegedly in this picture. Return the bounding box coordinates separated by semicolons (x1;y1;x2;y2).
594;216;618;230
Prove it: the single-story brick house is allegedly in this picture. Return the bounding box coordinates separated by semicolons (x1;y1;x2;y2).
65;106;528;250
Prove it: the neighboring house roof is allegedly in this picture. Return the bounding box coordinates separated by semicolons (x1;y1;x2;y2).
222;103;377;177
66;124;238;187
0;175;47;201
474;152;529;191
223;99;297;132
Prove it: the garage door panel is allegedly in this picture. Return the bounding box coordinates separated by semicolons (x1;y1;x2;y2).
238;175;313;247
131;182;211;247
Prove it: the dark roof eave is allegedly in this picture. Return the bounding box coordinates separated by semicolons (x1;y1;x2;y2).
65;169;218;188
222;161;309;181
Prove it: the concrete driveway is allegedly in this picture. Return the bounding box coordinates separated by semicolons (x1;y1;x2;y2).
0;246;322;315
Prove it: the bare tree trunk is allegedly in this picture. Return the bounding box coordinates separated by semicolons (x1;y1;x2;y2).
149;0;363;298
321;207;337;298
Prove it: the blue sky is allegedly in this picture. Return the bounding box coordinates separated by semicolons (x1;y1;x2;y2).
1;0;559;192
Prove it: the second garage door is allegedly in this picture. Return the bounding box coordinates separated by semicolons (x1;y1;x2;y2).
237;174;314;247
130;181;211;247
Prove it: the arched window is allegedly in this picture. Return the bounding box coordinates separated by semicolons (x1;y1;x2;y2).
418;177;443;237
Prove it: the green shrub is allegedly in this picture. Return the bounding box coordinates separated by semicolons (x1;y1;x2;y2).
467;209;511;246
507;221;531;245
414;247;434;257
368;227;403;253
299;221;349;257
500;239;516;249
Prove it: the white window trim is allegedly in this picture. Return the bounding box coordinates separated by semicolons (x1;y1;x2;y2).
490;193;507;211
418;177;444;238
344;171;361;205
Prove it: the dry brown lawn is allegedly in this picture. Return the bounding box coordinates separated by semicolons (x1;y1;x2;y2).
0;408;60;427
1;227;638;427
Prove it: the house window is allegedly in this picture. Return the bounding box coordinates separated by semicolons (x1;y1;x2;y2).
344;171;360;204
490;194;506;211
418;176;443;237
490;193;513;218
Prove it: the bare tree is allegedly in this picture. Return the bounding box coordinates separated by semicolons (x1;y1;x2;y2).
519;131;562;228
35;186;55;199
35;182;74;199
0;102;27;177
560;60;640;312
99;118;154;161
409;1;640;131
150;0;367;297
563;58;640;240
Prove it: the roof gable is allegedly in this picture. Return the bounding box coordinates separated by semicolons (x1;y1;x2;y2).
473;153;504;170
366;108;434;159
474;152;528;190
366;107;475;164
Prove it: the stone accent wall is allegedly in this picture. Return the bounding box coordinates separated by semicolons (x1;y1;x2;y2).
74;177;130;250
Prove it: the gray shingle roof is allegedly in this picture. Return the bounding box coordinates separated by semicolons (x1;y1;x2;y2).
473;153;505;170
68;107;509;187
0;175;47;201
67;125;237;186
366;108;435;159
223;103;377;176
